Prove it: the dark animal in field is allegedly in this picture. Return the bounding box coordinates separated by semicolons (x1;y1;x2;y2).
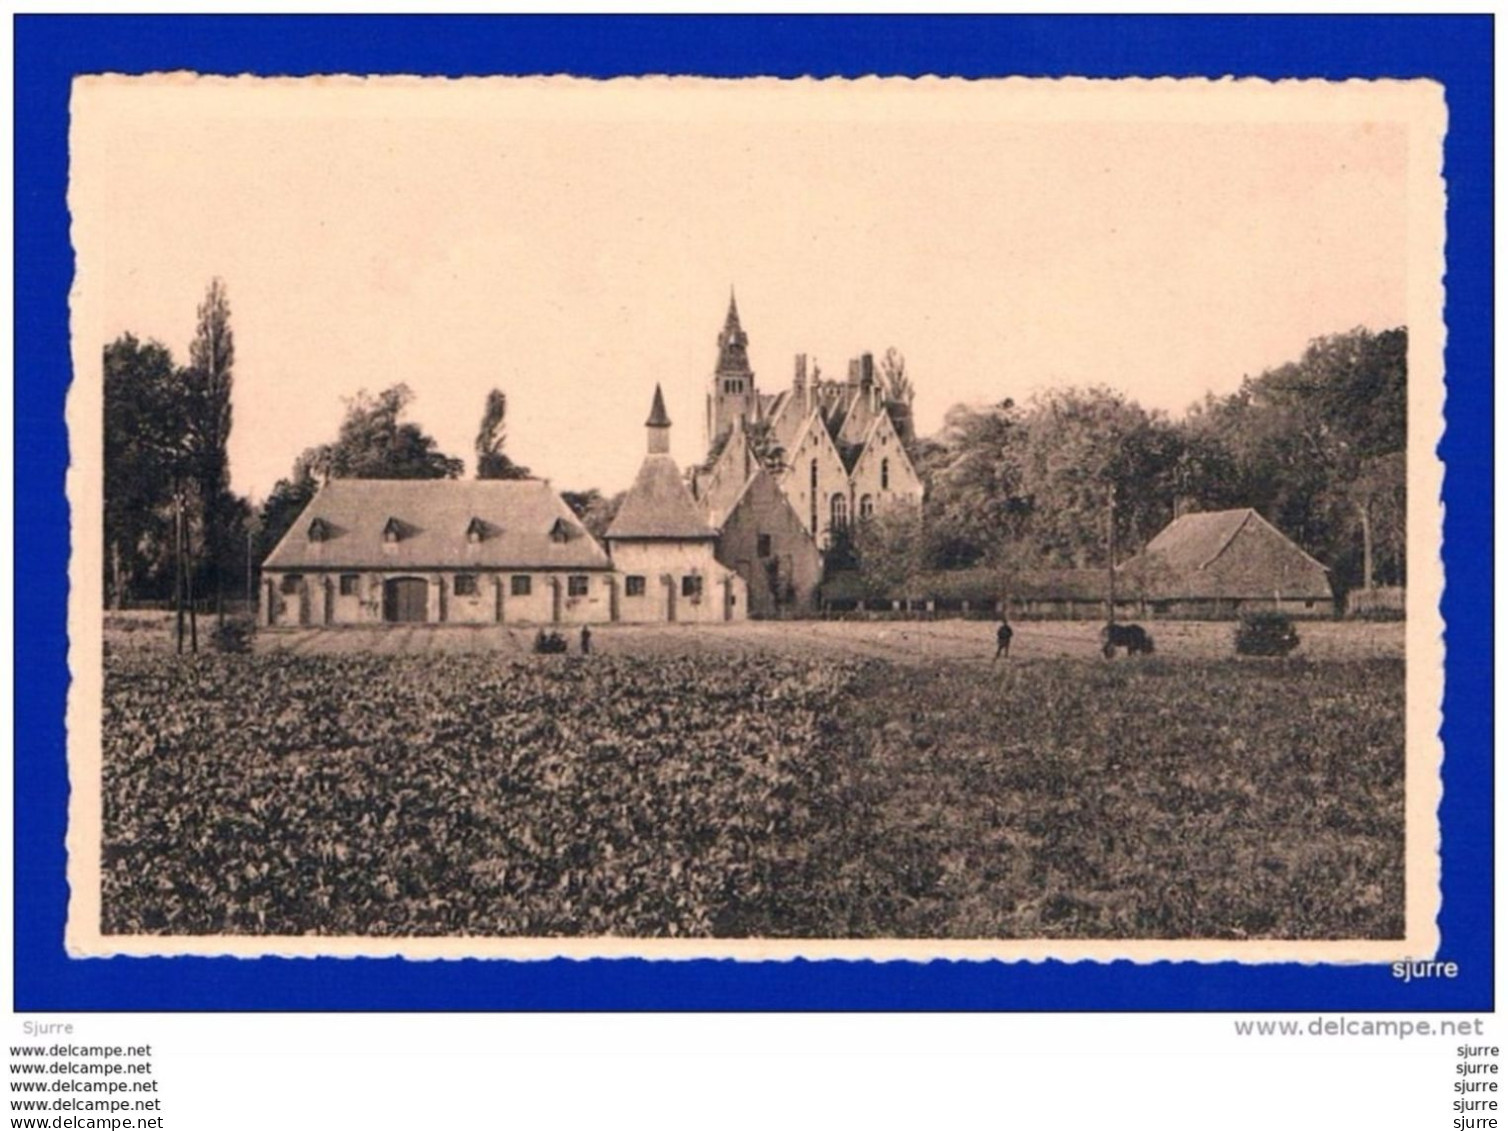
993;622;1014;662
1101;622;1154;658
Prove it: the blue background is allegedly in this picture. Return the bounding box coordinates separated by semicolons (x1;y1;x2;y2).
15;15;1493;1012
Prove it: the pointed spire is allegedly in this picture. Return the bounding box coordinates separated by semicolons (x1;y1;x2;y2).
646;383;671;428
715;288;751;376
646;384;671;454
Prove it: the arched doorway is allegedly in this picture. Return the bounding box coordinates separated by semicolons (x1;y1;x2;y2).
383;577;428;623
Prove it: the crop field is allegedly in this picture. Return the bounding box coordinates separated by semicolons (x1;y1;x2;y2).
100;617;1405;940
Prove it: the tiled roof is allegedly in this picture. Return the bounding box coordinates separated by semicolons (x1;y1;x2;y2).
605;454;717;540
261;479;612;570
1138;508;1256;570
1120;508;1332;599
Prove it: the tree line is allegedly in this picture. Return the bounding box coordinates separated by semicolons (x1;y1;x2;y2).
851;326;1407;596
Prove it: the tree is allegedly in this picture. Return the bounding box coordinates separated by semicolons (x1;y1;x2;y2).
474;388;532;480
256;386;463;570
1186;327;1408;591
1013;387;1181;567
561;488;625;540
921;400;1032;568
103;334;180;606
879;347;917;447
182;278;236;621
850;501;926;601
305;384;464;481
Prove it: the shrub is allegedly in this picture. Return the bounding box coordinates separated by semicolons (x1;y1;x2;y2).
1234;611;1300;656
212;617;256;654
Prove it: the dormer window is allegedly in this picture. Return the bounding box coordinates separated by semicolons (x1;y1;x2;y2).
549;517;575;544
308;517;333;542
382;517;405;543
466;517;490;544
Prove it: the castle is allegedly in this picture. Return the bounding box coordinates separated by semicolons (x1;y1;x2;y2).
687;292;925;614
260;292;922;625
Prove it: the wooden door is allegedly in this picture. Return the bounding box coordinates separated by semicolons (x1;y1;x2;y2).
383;577;428;623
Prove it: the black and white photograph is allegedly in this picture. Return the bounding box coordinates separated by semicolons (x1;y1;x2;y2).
67;74;1444;962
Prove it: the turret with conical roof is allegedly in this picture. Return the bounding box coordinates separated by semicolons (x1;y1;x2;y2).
706;288;760;452
646;383;671;454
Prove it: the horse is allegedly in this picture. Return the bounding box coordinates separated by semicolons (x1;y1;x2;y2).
1101;622;1154;658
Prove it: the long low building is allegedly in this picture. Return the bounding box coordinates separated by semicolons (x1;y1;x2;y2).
260;387;748;627
260;479;620;626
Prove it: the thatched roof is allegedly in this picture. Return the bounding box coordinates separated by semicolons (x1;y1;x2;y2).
262;479;611;571
1119;508;1332;600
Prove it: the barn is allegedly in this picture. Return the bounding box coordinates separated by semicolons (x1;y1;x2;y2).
259;478;616;627
1117;507;1334;618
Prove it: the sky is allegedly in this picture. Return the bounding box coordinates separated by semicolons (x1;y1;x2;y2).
70;77;1419;502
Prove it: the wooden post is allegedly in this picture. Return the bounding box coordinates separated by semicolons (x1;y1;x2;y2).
173;489;185;654
1106;483;1117;625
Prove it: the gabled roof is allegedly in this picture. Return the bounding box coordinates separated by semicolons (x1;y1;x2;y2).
1139;508;1328;573
1120;508;1332;600
850;409;917;483
605;454;718;541
694;419;756;529
262;479;612;571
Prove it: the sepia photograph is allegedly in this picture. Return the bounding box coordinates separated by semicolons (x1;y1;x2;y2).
65;74;1445;963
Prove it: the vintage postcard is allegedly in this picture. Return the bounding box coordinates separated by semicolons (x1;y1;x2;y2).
66;75;1445;963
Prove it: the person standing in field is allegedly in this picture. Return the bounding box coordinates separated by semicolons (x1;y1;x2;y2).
580;625;592;655
994;617;1013;662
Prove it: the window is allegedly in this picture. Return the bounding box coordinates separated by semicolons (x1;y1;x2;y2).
511;575;532;597
339;574;359;597
625;575;646;597
308;518;332;542
279;574;303;595
831;493;848;530
859;495;874;519
568;575;589;597
454;574;479;597
810;459;819;531
382;517;404;543
550;517;574;544
682;575;703;599
881;458;890;491
757;533;772;558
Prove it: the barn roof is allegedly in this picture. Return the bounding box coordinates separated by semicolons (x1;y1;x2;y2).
605;454;718;541
261;479;612;571
1120;508;1332;600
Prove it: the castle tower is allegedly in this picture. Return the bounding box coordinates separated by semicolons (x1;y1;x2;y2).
706;289;760;452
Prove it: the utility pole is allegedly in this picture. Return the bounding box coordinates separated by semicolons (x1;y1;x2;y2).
174;488;185;654
1107;482;1117;625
